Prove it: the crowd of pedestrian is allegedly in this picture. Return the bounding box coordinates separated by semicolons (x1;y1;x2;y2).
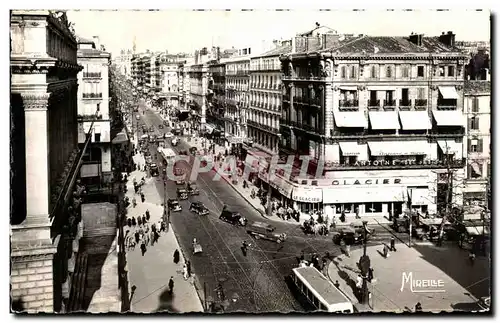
124;209;167;256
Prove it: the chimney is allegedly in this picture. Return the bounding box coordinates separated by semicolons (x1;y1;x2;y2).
408;33;423;46
439;31;456;47
92;36;100;49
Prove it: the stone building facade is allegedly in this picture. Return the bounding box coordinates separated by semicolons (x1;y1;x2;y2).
10;10;85;312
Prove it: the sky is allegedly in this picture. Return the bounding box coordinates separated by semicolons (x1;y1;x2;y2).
66;9;491;58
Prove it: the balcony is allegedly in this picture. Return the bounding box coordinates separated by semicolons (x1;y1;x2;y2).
324;158;466;171
247;120;279;133
399;100;412;110
415;99;428;108
83;93;103;99
437;104;458;110
83;72;102;79
383;100;396;110
339;100;359;111
367;99;380;110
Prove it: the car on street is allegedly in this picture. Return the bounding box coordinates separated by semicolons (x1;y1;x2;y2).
173;128;182;136
165;132;174;139
187;183;199;195
246;221;287;243
171;137;179;146
219;209;248;226
150;163;159;177
331;222;375;245
168;198;182;212
177;188;189;200
158;124;163;129
189;201;209;216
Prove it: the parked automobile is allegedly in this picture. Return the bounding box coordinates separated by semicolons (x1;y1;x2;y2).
190;201;209;216
187;183;199;195
168;199;182;212
219;210;247;226
171;137;179;146
165;132;174;138
177;188;188;200
331;222;374;245
246;221;287;243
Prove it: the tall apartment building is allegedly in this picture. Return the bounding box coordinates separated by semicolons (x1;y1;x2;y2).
207;61;226;131
113;49;133;79
10;10;86;312
463;80;491;205
271;31;467;217
248;42;291;154
222;49;251;144
77;36;112;185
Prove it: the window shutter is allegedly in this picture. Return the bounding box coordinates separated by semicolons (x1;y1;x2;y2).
467;138;472;152
477;139;483;153
474;117;480;130
472;97;479;112
467;165;472;178
468;117;473;130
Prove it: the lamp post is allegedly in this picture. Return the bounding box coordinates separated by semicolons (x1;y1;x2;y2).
358;220;371;305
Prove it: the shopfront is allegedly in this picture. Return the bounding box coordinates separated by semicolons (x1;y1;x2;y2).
291;186;323;213
268;176;294;207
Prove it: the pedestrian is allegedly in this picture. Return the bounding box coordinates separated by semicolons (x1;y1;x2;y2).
141;193;145;203
168;276;174;295
390;237;396;252
140;242;147;256
142;215;147;224
186;260;192;277
469;251;476;266
183;264;189;280
173;249;180;264
383;244;390;258
132;197;137;208
340;210;346;223
356;275;363;298
138;216;142;227
132;216;136;226
241;241;249;257
146;209;150;221
415;302;423;312
134;231;140;244
368;267;374;282
355;207;360;219
334;280;340;289
127;218;132;227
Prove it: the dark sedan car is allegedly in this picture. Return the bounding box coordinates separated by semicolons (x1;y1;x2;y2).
190;202;209;216
167;198;182;212
219;210;247;226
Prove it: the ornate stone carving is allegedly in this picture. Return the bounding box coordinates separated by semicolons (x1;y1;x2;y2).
21;93;50;111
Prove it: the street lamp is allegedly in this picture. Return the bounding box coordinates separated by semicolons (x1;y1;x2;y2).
358;220;371;305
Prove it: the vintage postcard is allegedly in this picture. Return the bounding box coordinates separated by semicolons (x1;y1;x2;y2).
9;9;491;314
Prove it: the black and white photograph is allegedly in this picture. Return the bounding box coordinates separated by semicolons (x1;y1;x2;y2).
9;7;491;314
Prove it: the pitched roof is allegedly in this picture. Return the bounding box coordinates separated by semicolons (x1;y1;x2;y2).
464;81;491;95
255;44;292;58
298;25;337;37
319;35;465;55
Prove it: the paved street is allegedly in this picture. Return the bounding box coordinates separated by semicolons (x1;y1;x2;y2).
134;100;436;312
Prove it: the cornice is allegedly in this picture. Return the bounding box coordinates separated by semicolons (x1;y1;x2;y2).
20;92;50;111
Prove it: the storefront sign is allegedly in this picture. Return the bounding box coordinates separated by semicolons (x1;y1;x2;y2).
324;159;464;168
331;178;402;185
292;188;322;203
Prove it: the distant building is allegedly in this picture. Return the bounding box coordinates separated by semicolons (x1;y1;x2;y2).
77;36;112;185
463;80;491;205
113;49;133;79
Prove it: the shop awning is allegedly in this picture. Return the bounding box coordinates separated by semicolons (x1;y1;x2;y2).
437;140;462;155
291;187;323;203
269;177;294;199
323;187;406;204
438;86;458;99
339;86;358;91
368;111;400;130
399;111;432;130
334;111;368;128
408;188;430;205
368;140;430;156
432;110;464;126
112;131;128;144
339;142;361;156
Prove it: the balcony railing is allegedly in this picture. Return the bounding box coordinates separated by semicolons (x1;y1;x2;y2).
367;99;380;108
339;100;359;109
415;99;428;107
383;100;396;107
77;114;103;121
437;105;458;110
83;72;102;78
399;100;412;110
83;93;103;99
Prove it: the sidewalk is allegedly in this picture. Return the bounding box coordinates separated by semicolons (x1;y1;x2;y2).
327;243;488;313
123;154;204;313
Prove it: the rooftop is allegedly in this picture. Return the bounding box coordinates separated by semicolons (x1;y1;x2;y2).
78;48;111;58
254;44;292;58
464;80;491;95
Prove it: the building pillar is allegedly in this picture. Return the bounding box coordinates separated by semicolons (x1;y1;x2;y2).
11;92;57;313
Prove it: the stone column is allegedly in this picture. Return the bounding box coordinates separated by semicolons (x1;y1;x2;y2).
11;92;57;313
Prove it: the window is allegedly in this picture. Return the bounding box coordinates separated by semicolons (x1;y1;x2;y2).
468;163;483;179
472;97;479;112
386;66;392;78
469;138;483;153
469;116;480;130
439;66;445;77
448;66;455;77
350;66;356;79
417;88;425;99
402;66;409;78
370;65;377;78
364;202;383;213
417;66;424;77
341;66;346;78
94;133;101;142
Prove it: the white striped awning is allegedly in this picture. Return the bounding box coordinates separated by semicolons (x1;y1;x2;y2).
368;111;400;130
438;86;458;99
432;110;464;126
437;140;462;155
399;111;432;130
339;142;361;156
368;140;430;156
334;111;368;128
323;187;406;204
